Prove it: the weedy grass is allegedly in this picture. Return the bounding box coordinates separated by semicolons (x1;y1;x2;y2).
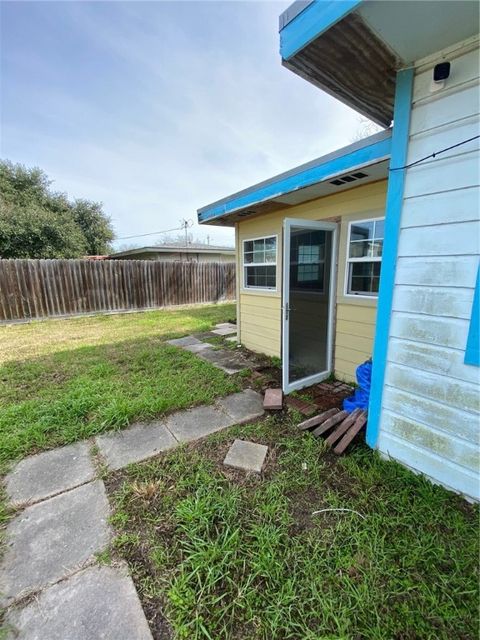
107;414;479;640
0;304;238;470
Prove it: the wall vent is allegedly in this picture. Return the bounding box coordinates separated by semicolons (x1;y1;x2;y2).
329;171;368;186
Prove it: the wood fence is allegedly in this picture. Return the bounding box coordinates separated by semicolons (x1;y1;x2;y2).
0;259;236;322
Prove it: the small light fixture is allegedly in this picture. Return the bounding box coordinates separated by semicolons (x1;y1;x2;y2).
433;61;450;82
430;61;450;93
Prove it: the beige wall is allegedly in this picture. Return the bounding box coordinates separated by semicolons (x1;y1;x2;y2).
236;180;387;381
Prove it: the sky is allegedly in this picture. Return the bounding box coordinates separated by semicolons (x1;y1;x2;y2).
1;1;375;250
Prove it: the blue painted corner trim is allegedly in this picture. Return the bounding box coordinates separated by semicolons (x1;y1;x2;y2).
465;265;480;366
280;0;362;60
366;68;414;448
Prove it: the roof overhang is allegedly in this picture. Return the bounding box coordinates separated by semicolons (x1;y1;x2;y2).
198;128;391;226
109;246;235;258
280;0;480;127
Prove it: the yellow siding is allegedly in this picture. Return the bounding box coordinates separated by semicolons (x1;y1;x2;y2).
335;304;377;380
236;180;387;378
239;293;281;357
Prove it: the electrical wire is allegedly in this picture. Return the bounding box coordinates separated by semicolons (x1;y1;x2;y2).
389;134;479;171
117;225;183;240
117;219;193;241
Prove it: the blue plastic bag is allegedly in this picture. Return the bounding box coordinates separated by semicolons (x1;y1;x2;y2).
343;359;372;413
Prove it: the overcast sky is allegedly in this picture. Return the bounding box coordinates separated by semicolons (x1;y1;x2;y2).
1;1;374;249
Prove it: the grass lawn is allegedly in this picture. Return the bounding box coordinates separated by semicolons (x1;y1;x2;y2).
0;304;238;471
107;414;479;640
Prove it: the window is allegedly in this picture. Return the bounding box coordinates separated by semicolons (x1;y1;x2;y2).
346;218;384;296
290;230;326;292
243;236;277;289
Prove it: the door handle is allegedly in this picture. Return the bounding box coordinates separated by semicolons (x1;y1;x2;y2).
284;303;295;320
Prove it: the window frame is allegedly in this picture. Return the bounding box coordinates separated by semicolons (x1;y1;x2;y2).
242;234;278;292
290;237;326;295
344;216;385;299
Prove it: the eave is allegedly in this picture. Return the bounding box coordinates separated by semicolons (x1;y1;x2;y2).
109;246;235;259
280;0;479;128
198;129;391;227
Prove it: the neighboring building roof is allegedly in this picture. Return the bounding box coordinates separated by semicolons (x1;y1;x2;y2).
279;0;479;127
108;244;235;259
198;128;391;226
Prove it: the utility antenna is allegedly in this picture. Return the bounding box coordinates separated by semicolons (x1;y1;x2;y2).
180;218;193;246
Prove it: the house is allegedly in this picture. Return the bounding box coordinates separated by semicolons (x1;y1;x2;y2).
198;0;480;500
108;243;235;262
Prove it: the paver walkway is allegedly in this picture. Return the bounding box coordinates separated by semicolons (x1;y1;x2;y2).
167;324;258;375
1;387;264;638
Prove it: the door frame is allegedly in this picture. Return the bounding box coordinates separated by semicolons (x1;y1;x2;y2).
282;218;338;394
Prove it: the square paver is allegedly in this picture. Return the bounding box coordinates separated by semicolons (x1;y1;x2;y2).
183;341;212;353
211;326;237;336
198;348;248;374
165;405;234;442
264;388;283;410
166;336;202;347
218;389;264;423
215;323;237;330
95;422;177;471
4;564;153;640
224;439;268;473
0;480;111;606
5;442;96;507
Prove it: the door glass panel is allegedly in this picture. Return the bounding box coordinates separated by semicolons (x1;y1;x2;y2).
288;227;332;386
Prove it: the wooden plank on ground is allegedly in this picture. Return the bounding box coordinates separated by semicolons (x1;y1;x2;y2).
333;411;367;455
297;408;338;431
324;408;362;448
312;410;349;437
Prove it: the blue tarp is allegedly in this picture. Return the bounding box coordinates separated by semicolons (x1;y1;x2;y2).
343;359;372;413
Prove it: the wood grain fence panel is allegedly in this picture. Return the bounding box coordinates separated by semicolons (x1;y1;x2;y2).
0;259;236;322
0;264;13;320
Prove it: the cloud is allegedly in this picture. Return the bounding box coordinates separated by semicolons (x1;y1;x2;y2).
1;1;373;248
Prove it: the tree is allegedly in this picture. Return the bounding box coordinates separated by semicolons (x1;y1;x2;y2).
0;160;115;258
0;200;86;259
350;117;383;143
72;199;114;255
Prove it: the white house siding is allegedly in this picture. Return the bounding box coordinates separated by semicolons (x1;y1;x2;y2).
377;37;480;500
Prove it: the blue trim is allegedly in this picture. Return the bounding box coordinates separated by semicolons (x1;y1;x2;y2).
280;0;362;60
465;265;480;366
366;68;414;448
198;136;391;223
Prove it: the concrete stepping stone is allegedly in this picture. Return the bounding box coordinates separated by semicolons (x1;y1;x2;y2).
226;335;239;343
183;341;211;353
211;325;237;336
5;442;96;507
218;389;264;424
166;405;234;443
215;323;237;330
0;480;111;607
4;564;153;640
192;331;217;340
198;348;248;374
224;439;268;473
166;335;201;347
95;422;177;471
